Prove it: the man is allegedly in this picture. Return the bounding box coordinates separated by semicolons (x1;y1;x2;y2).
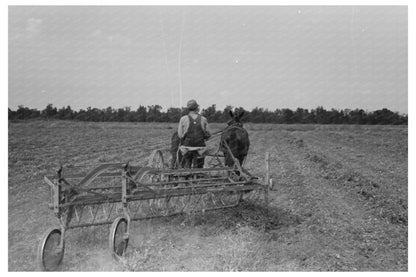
177;99;210;168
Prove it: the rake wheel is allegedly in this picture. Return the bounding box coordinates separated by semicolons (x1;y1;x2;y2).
148;150;165;169
109;217;129;260
38;228;65;271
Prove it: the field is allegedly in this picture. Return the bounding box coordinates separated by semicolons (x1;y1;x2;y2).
8;121;408;271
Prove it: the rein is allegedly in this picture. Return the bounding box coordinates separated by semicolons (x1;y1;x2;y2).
223;125;246;132
220;123;247;138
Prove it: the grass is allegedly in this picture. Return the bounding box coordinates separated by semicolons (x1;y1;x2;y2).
114;202;291;271
8;121;407;271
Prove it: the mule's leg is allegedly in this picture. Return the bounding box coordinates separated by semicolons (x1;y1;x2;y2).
196;156;205;168
180;152;186;168
224;153;234;167
190;152;204;168
222;152;228;166
182;152;192;168
238;156;245;166
177;150;183;169
170;151;177;169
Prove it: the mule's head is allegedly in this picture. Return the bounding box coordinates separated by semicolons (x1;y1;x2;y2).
227;110;245;127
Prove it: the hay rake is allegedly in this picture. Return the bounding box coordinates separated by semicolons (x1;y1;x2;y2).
38;147;270;271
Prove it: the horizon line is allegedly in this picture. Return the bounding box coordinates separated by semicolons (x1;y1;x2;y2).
8;103;408;115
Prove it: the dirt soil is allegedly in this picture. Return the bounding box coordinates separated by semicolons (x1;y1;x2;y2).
8;121;408;271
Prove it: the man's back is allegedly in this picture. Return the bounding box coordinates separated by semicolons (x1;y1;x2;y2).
178;111;209;141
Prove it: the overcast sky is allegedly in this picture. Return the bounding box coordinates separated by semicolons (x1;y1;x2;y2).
8;6;408;113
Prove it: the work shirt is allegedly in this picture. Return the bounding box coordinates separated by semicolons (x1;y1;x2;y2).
177;111;209;139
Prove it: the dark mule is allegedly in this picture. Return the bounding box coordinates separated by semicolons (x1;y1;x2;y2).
170;131;182;168
220;110;250;167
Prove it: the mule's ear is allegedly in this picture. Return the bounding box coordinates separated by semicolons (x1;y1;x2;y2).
238;110;245;120
229;110;234;118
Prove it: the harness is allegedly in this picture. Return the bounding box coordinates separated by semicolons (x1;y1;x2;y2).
220;124;247;146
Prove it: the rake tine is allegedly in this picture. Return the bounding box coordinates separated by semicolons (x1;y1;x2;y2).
189;194;203;213
107;202;115;221
218;193;226;207
91;205;99;224
102;203;107;219
148;199;157;216
74;206;80;223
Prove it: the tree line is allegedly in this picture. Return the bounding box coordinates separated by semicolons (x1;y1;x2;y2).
8;104;407;125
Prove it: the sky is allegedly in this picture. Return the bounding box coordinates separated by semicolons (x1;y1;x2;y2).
8;6;408;113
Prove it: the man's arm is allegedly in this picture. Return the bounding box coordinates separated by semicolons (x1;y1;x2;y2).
177;116;187;139
201;117;211;139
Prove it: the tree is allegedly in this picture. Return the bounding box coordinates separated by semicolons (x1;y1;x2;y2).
147;105;163;122
313;106;324;124
201;104;217;122
250;107;264;123
41;104;58;119
136;106;147;122
74;109;87;121
282;108;294;124
166;107;182;122
13;105;40;119
221;105;234;122
57;106;74;120
103;106;116;121
349;109;367;124
328;109;343;124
